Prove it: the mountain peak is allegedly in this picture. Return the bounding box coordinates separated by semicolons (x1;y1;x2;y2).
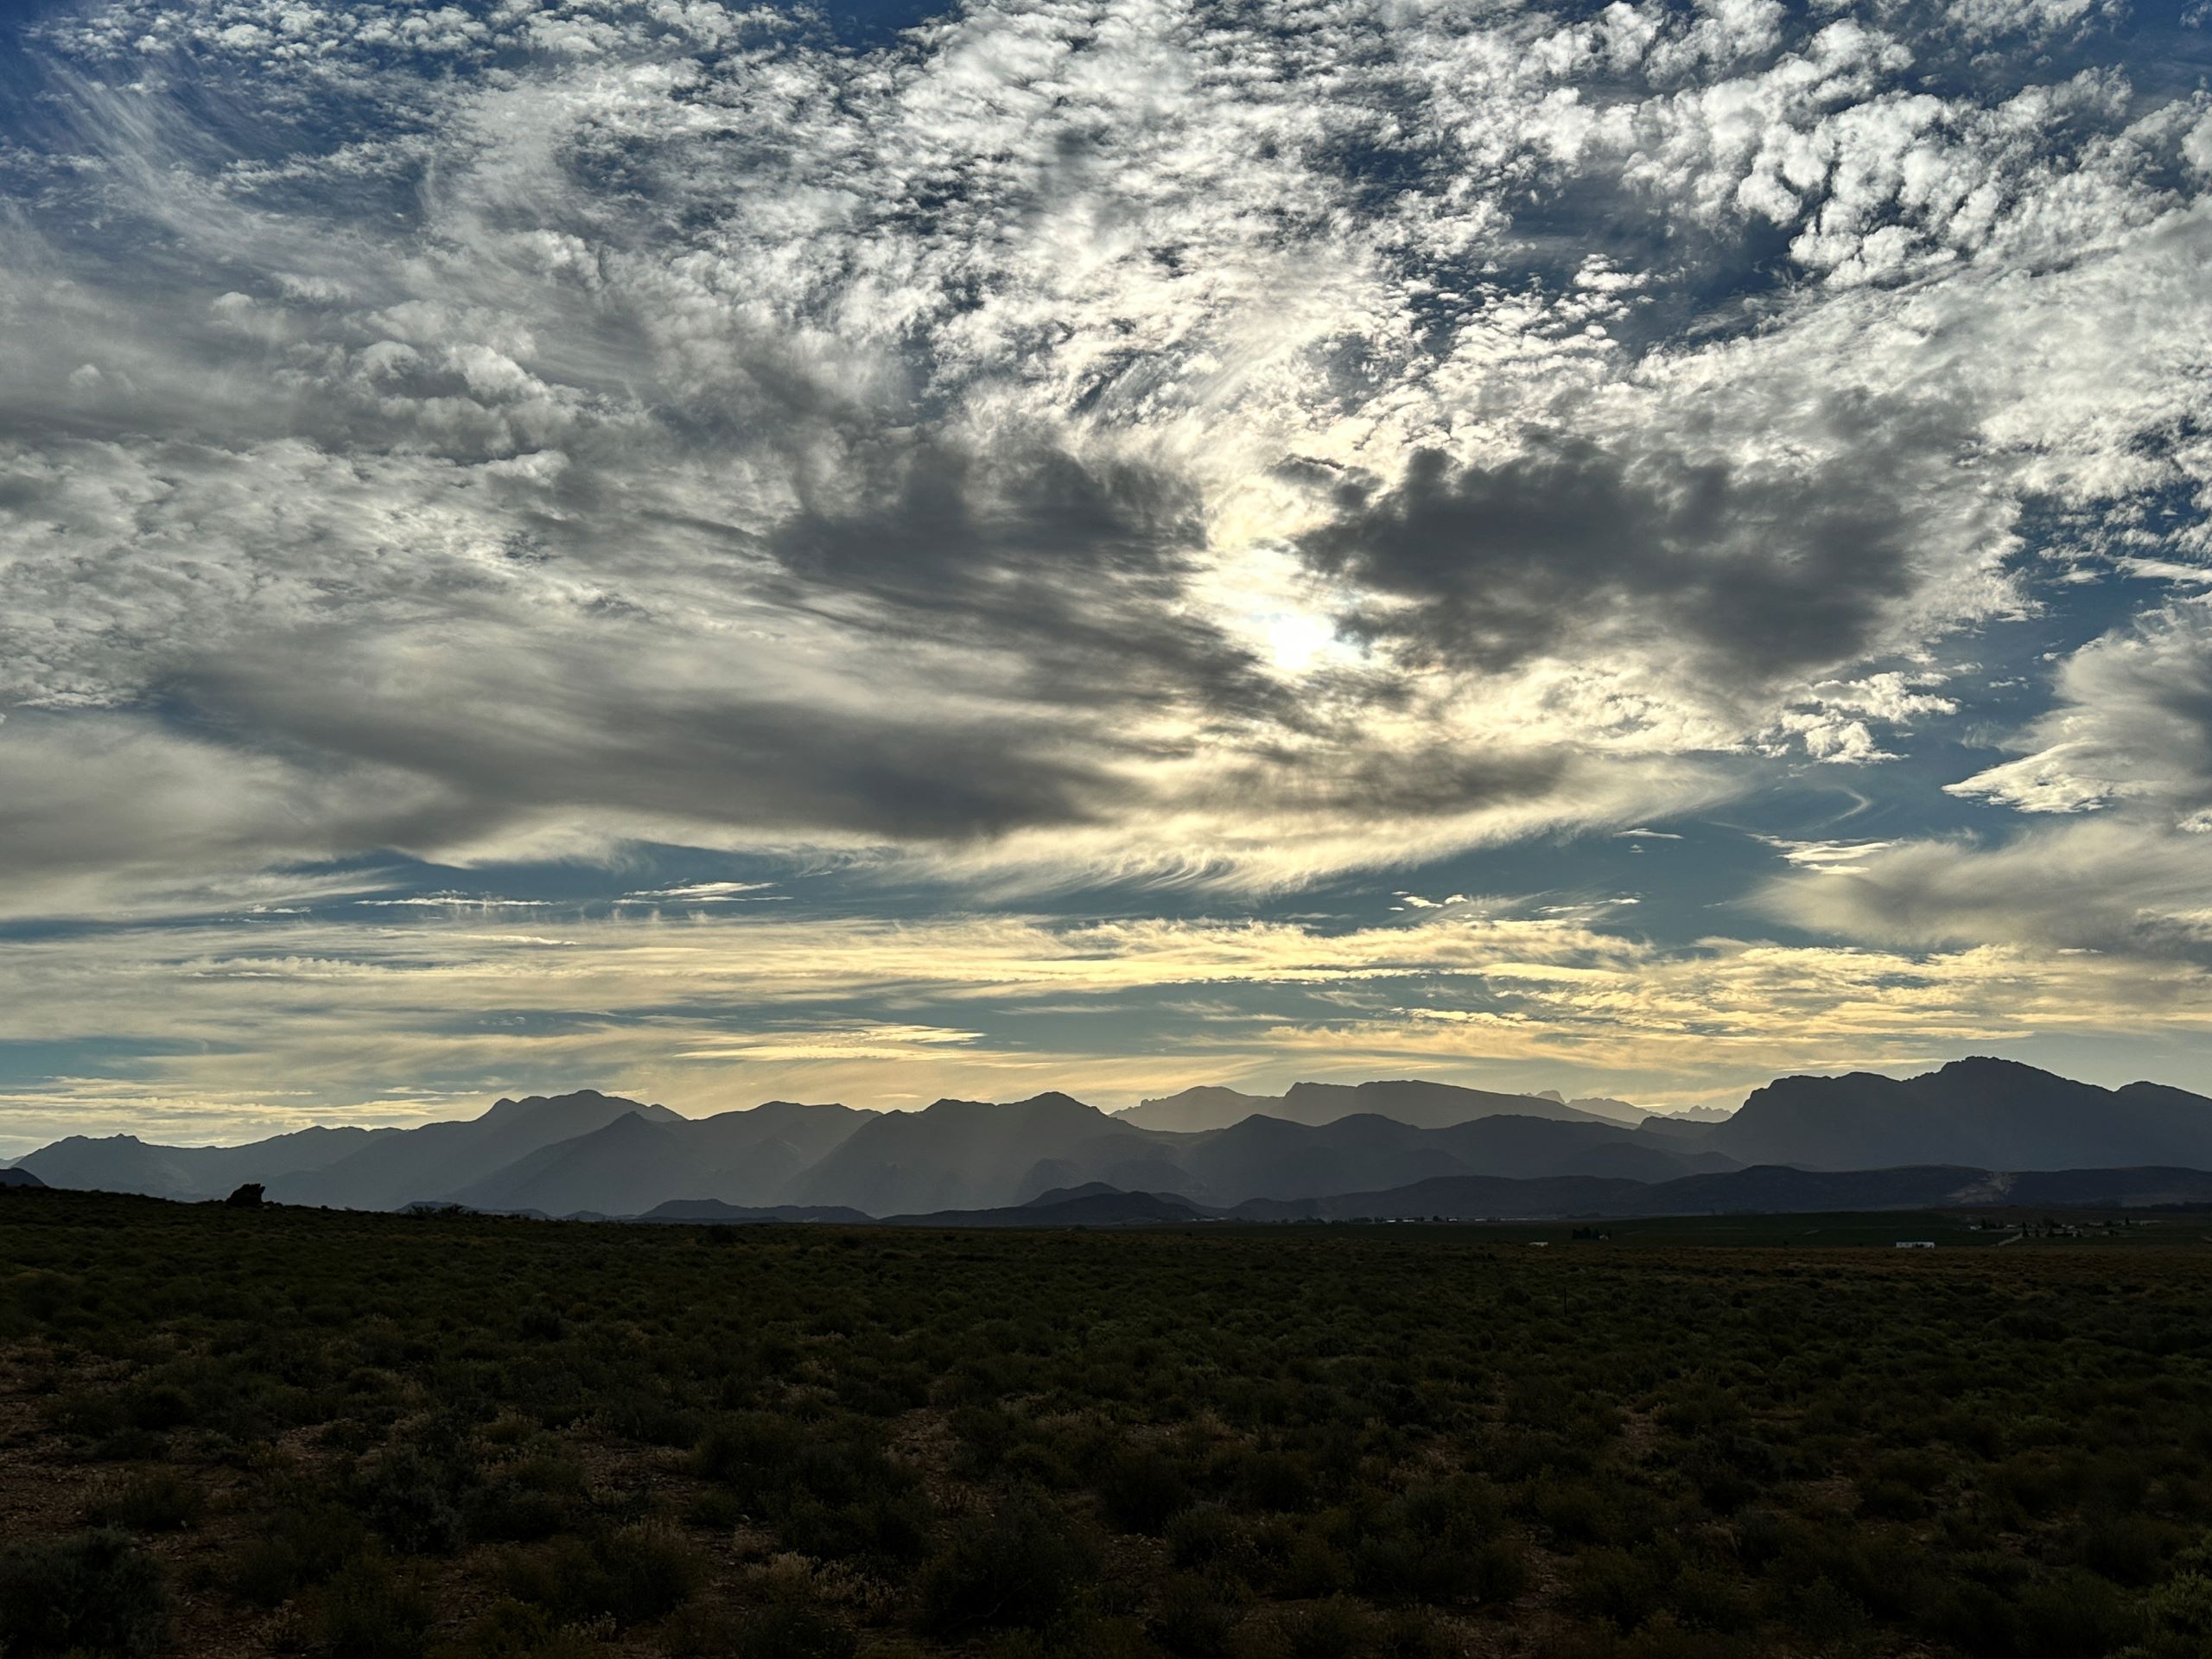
1008;1090;1101;1115
1929;1056;2062;1082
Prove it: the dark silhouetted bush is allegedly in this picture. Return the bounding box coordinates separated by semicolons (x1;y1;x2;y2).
87;1469;202;1532
731;1600;860;1659
234;1497;370;1605
1097;1442;1192;1534
316;1555;433;1659
1281;1596;1376;1659
918;1493;1098;1635
499;1523;702;1628
1148;1573;1237;1659
0;1529;167;1657
356;1440;474;1554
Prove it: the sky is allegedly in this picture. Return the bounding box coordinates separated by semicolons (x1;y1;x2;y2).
4;0;2212;1152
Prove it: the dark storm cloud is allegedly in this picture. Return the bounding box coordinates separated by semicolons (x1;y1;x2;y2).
764;436;1291;727
167;629;1123;849
1296;391;1977;694
1198;740;1575;818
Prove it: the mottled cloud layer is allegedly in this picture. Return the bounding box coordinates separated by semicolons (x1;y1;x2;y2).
4;0;2212;1129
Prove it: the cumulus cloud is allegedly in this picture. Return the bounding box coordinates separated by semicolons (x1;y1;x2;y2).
1767;603;2212;960
5;0;2212;1121
1949;602;2212;821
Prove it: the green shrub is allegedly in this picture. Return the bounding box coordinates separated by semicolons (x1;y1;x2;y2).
1167;1503;1242;1571
731;1601;860;1659
234;1497;369;1605
596;1389;697;1447
316;1555;434;1659
1669;1561;1753;1632
1281;1597;1375;1659
0;1529;167;1657
431;1597;605;1658
127;1382;195;1431
658;1597;858;1659
1280;1531;1351;1599
594;1522;706;1624
2080;1514;2185;1587
694;1413;806;1498
468;1456;588;1543
918;1493;1098;1635
2122;1568;2212;1659
779;1486;932;1566
1572;1547;1669;1633
949;1402;1020;1476
1149;1573;1237;1659
2012;1568;2141;1659
1230;1447;1315;1512
1352;1477;1510;1602
88;1468;203;1532
356;1439;474;1554
1372;1606;1454;1659
1097;1444;1192;1535
501;1523;702;1629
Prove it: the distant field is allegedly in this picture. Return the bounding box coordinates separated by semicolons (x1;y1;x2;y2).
1438;1209;2203;1250
3;1190;2211;1659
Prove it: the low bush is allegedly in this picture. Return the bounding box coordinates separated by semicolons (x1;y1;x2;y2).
1096;1442;1193;1534
234;1497;370;1605
315;1555;434;1659
918;1493;1098;1635
87;1468;203;1532
0;1529;168;1657
731;1600;861;1659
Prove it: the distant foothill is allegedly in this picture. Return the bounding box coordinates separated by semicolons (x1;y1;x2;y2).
10;1058;2212;1226
13;1057;2212;1230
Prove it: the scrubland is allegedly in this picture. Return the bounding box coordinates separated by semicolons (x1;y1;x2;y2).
3;1190;2210;1659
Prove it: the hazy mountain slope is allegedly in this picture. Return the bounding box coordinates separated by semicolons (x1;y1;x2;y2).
2002;1167;2212;1207
1121;1079;1611;1133
632;1198;874;1224
269;1091;681;1210
1549;1139;1739;1181
1163;1113;1456;1205
787;1093;1160;1214
883;1187;1206;1227
1227;1162;2212;1222
16;1123;397;1201
1154;1112;1734;1205
1017;1150;1197;1204
0;1166;45;1188
1225;1166;1938;1221
447;1101;875;1215
448;1113;696;1217
14;1135;213;1199
1425;1114;1730;1177
1709;1058;2212;1171
1116;1086;1270;1132
1230;1173;1649;1221
1537;1090;1651;1125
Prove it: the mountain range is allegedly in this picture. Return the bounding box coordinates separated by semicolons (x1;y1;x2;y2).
12;1058;2212;1224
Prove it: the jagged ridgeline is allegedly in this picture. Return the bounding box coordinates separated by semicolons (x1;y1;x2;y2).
14;1058;2212;1224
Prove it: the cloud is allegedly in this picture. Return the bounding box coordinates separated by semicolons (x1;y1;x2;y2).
6;0;2212;1133
6;1;2200;888
1768;603;2212;957
8;894;2212;1150
1949;601;2212;821
1293;395;1991;711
